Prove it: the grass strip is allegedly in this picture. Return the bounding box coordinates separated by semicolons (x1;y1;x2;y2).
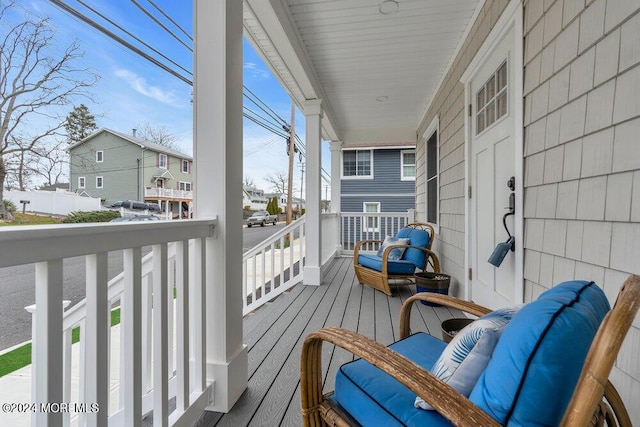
0;308;121;378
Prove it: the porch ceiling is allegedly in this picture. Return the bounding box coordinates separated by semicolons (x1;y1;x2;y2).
243;0;481;145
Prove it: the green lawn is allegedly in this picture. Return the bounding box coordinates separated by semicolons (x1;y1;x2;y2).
0;308;121;378
0;213;63;226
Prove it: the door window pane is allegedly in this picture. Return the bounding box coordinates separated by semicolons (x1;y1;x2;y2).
475;60;508;135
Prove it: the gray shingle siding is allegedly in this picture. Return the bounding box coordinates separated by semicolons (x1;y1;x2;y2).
341;149;415;212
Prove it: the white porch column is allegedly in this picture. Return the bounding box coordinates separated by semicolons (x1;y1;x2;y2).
329;140;343;254
303;99;323;286
193;0;247;412
329;140;342;213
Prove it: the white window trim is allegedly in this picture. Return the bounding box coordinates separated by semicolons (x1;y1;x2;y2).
179;181;192;191
96;150;104;163
362;201;381;233
400;149;416;181
96;176;104;189
159;153;168;169
341;149;374;180
78;176;86;189
181;159;189;173
423;116;440;234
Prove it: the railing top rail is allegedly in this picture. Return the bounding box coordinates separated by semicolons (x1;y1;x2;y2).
243;215;306;260
340;212;411;216
0;218;216;268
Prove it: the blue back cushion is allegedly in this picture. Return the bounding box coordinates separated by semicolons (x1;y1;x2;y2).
469;281;610;426
396;227;430;268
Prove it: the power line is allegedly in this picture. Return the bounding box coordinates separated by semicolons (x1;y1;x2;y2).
144;0;192;42
129;0;192;51
244;86;288;126
76;0;192;77
47;0;192;85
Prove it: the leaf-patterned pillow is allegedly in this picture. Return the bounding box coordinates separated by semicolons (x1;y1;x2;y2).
376;236;410;260
415;306;519;410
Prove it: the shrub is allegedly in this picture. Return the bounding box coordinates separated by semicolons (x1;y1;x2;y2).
3;199;16;212
63;210;120;223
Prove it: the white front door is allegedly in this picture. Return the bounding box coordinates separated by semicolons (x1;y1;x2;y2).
468;19;521;309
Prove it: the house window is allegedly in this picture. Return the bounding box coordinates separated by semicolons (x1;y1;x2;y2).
401;150;416;180
96;176;104;189
96;151;103;162
158;153;168;169
342;150;373;178
425;130;439;225
476;60;507;135
363;202;380;232
78;176;86;189
181;159;189;173
178;181;192;191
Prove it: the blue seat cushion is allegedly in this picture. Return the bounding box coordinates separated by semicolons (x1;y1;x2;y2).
396;228;430;268
469;281;610;426
335;333;453;426
358;253;416;275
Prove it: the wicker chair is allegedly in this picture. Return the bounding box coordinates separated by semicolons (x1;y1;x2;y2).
300;275;640;427
353;223;440;296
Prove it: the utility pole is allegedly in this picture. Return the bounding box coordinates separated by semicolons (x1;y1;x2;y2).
286;101;295;225
299;162;305;213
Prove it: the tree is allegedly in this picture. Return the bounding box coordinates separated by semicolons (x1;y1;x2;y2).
0;2;97;217
264;171;293;195
266;196;279;215
243;175;255;188
135;122;178;150
65;104;97;145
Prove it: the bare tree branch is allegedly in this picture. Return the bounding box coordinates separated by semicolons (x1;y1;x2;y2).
0;2;97;217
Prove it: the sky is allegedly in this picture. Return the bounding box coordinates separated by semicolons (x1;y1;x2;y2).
2;0;330;199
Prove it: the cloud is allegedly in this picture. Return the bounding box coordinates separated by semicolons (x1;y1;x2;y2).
244;62;270;80
115;68;181;106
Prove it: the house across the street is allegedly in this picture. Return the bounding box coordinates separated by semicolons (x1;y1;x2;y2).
68;128;193;218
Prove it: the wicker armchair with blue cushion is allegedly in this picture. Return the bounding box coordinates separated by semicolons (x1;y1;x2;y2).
301;276;640;427
353;223;440;296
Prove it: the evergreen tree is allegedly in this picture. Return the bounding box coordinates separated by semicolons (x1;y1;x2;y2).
65;104;97;144
267;196;279;215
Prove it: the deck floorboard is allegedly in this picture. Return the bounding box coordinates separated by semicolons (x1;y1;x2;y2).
196;257;463;426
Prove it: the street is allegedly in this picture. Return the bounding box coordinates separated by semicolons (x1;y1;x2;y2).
0;223;287;351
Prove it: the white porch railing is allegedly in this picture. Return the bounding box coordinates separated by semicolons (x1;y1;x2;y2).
144;188;193;199
0;219;215;426
242;216;306;315
340;211;415;252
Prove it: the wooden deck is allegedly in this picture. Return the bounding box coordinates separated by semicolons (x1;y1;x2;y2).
195;256;463;426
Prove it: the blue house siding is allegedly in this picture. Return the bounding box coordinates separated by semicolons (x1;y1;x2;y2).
340;147;416;248
341;196;415;213
341;149;415;196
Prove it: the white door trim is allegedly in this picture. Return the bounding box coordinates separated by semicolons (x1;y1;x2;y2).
461;0;524;304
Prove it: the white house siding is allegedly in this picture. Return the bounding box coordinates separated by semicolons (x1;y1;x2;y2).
522;0;640;423
416;0;511;298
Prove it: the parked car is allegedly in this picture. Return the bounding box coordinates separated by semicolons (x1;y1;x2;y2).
110;215;161;222
246;211;277;227
110;200;161;213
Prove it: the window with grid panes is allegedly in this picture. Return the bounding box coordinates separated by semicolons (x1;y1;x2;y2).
476;61;507;135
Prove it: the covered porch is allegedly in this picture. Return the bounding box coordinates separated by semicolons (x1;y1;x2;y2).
2;0;639;425
197;256;463;426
